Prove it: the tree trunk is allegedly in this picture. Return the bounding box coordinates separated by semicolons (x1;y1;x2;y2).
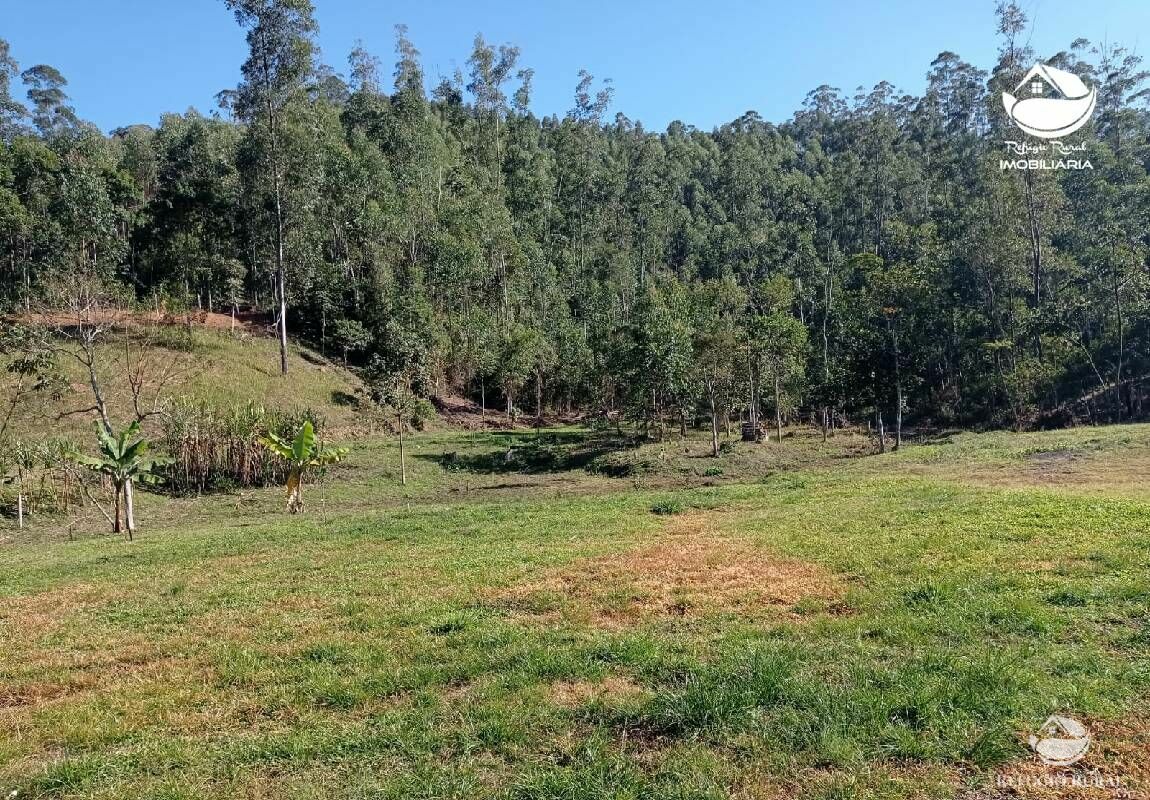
892;320;903;451
124;479;136;541
113;484;122;533
895;391;903;451
774;376;783;443
399;416;407;486
276;266;289;376
263;72;290;377
708;383;719;457
536;369;543;421
876;409;886;454
480;380;486;419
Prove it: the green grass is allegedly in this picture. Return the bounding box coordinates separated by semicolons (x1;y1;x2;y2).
2;423;1150;799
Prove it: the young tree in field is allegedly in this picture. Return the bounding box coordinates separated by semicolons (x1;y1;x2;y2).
260;420;346;512
364;354;431;486
70;421;170;539
224;0;318;376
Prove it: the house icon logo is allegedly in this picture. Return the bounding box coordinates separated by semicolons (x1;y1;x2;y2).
1028;715;1091;766
1002;63;1097;139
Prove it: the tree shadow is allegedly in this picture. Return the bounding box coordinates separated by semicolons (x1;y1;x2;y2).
418;429;642;476
331;390;360;408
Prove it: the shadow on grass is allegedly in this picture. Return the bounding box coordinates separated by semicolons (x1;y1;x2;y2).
419;429;643;476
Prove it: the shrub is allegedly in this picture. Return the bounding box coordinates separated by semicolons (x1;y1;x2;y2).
650;498;685;515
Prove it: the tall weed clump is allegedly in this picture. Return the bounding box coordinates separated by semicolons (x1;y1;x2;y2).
0;438;82;523
159;399;324;494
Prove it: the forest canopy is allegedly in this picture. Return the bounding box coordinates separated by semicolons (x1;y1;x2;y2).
1;1;1149;435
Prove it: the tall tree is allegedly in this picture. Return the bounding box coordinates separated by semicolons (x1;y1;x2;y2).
224;0;318;375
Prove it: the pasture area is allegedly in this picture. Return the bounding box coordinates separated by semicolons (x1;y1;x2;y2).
3;424;1149;799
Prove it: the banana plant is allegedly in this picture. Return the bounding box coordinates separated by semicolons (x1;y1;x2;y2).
259;420;347;513
70;421;170;539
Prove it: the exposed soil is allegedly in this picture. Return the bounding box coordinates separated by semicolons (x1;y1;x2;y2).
432;393;586;431
11;308;271;335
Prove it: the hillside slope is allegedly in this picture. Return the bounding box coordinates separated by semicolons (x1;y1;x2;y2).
2;326;370;443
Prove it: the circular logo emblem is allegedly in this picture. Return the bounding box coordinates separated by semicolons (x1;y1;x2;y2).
1002;63;1097;139
1029;715;1091;766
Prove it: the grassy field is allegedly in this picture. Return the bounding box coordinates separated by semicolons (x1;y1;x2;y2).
2;422;1150;799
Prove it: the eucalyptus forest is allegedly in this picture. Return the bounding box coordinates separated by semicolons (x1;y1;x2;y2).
3;1;1150;438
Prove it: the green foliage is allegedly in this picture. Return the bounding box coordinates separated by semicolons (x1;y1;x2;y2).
2;3;1150;438
71;421;168;487
259;420;348;513
158;398;322;494
5;423;1150;796
70;420;171;536
649;498;685;515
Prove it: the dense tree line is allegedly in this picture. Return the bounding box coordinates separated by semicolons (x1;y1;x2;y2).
2;2;1149;439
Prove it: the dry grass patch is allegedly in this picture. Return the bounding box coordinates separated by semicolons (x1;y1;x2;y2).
982;716;1150;799
907;449;1150;497
548;675;649;708
0;583;119;638
496;512;843;627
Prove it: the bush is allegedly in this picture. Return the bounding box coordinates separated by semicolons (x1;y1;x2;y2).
650;498;685;515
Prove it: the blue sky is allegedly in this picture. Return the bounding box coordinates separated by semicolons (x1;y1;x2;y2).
5;0;1150;133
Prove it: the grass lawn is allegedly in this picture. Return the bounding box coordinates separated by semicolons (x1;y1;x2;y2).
2;423;1149;799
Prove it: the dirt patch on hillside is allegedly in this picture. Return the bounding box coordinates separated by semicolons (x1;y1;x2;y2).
12;308;270;335
495;513;844;628
432;393;588;431
432;394;514;430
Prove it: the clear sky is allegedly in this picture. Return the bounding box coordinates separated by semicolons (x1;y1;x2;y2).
5;0;1150;133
